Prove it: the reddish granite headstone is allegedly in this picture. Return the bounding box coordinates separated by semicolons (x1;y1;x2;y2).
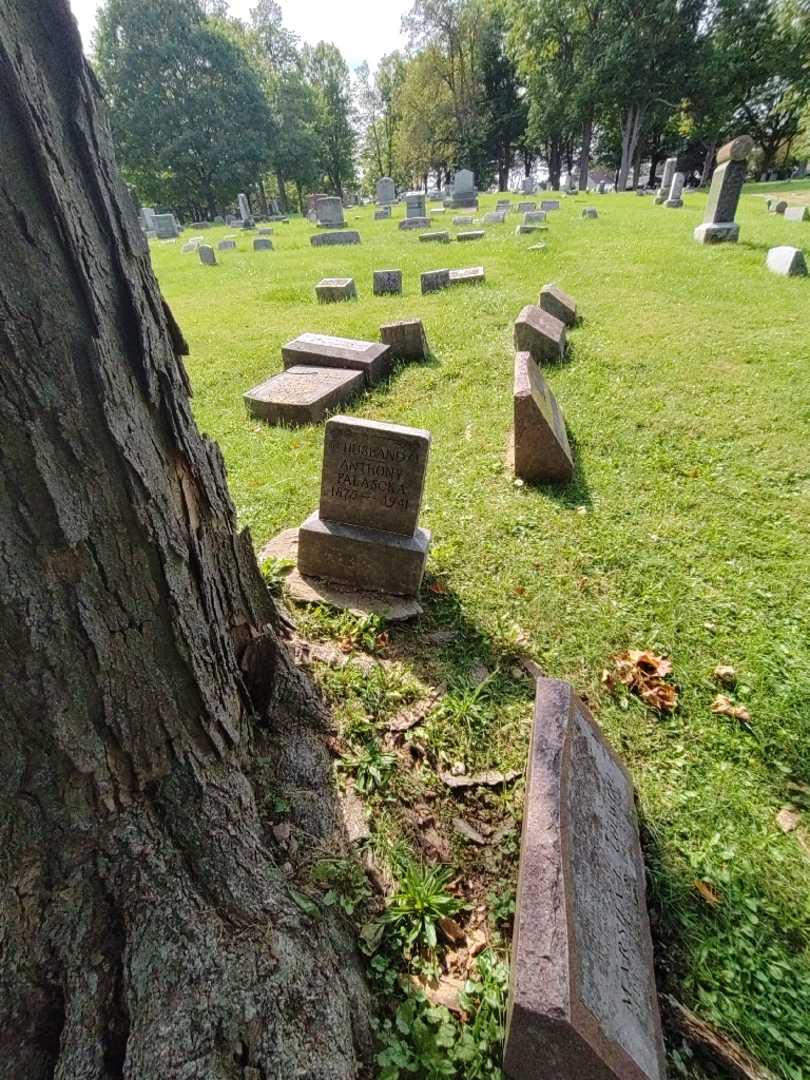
514;305;566;363
512;352;573;484
281;333;392;386
503;678;666;1080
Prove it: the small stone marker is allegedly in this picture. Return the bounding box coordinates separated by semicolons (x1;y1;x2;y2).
539;284;576;327
218;239;236;250
767;199;787;214
181;240;199;254
238;192;252;224
784;206;810;222
518;201;537;212
153;213;179;238
449;266;485;286
244;366;364;426
380;319;429;361
310;230;361;247
297;416;431;596
665;172;685;208
373;269;402;296
421;268;450;294
374;207;392;220
694;134;753;244
524;210;546;224
765;246;807;277
258;226;273;235
503;678;666;1080
496;200;511;211
514;305;566;363
521;176;536;195
511;352;573;484
483;211;507;224
457;230;485;241
376;176;396;204
316;277;357;303
655;157;677;204
581;207;598;219
315;195;345;227
399;217;430;230
515;224;545;236
282;333;392;385
540;200;560;211
405;191;427;218
198;244;216;266
253;237;273;250
419;230;450;243
453;215;474;225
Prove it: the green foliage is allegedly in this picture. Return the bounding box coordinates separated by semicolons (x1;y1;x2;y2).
312;858;373;916
304;42;356;194
341;740;398;796
260;555;293;594
382;864;464;952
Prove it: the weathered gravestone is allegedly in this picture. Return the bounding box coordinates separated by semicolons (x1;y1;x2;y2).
197;244;216;266
380;319;429;362
373;269;402;296
765;246;807;277
665;172;685;208
282;333;392;385
453;215;474;225
257;226;273;235
315;196;345;228
514;305;566;363
376;176;396;204
141;206;157;231
421;268;450;294
449;168;477;208
310;230;361;247
430;208;446;216
449;266;485;286
399;217;430;230
524;211;546;224
253;237;273;251
153;213;179;239
767;199;787;214
503;678;667;1080
784;206;810;222
694;135;754;244
316;277;357;303
484;211;507;224
540;200;560;211
419;231;450;243
655;158;677;204
539;284;577;327
511;352;574;484
297;417;432;596
496;199;511;211
521;176;536;195
375;207;392;220
405;191;427;218
244;366;364;426
515;224;545;236
181;240;199;254
238;192;252;224
458;230;485;241
518;201;537;213
218;239;236;251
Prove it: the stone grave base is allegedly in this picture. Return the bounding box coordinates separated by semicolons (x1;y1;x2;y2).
694;222;739;244
258;529;423;621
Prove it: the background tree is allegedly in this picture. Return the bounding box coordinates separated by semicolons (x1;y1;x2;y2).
94;0;273;217
0;1;371;1073
357;52;406;187
479;3;527;190
305;41;356;195
394;46;456;187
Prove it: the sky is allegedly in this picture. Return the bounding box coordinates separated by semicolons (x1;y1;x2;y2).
70;0;411;70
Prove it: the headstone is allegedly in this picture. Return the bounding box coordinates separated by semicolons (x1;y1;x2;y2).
430;208;446;216
141;207;157;231
457;230;485;241
511;353;574;484
515;224;545;236
453;215;474;225
540;200;560;211
419;231;450;243
449;266;484;286
665;172;685;208
258;226;273;235
380;319;429;361
581;207;598;219
218;239;236;251
765;246;807;277
694;134;753;244
373;269;402;296
310;231;361;247
399;217;430;230
767;199;787;214
238;192;251;222
503;678;667;1080
453;168;475;196
539;284;576;327
375;207;392;220
524;211;546;224
405;191;427;219
307;192;329;211
282;333;392;386
598;181;607;195
153;213;179;239
297;416;432;596
521;176;536;195
514;305;566;363
518;201;537;212
484;211;507;224
784;206;810;222
421;268;450;294
181;240;199;254
316;277;357;303
198;245;216;266
655;158;677;204
376;176;396;204
315;196;345;228
496;200;511;211
253;237;273;251
244;366;364;426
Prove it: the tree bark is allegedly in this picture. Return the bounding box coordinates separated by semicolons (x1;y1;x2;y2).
0;4;372;1078
617;103;644;191
700;138;717;186
578;114;592;191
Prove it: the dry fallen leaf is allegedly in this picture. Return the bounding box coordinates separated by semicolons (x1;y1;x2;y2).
410;973;466;1014
776;806;802;834
437;916;466;946
440;768;521;790
386;685;444;733
452;818;488;846
608;650;678;713
711;694;751;724
713;664;736;686
694;880;721;906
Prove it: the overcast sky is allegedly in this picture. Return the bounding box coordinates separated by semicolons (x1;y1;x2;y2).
69;0;411;69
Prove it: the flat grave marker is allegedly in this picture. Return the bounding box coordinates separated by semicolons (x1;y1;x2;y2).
282;333;392;385
244;366;364;426
765;246;807;277
539;284;576;327
373;269;402;296
310;230;361;247
316;277;357;303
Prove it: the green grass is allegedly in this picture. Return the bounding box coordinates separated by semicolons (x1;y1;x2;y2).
152;182;810;1078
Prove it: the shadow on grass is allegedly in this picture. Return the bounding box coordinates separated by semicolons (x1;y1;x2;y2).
520;427;592;509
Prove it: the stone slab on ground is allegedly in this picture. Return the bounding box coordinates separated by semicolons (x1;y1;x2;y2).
515;224;546;236
244;366;364;426
282;333;392;385
419;231;450;243
253;237;273;250
380;319;429;361
539;284;577;327
765;246;807;277
581;207;598;219
524;211;546;224
784;206;810;222
258;529;422;621
421;268;450;294
449;266;485;285
218;239;236;250
316;277;357;303
457;230;485;241
512;351;574;484
399;217;430;230
310;230;361;247
540;200;560;211
514;305;566;363
483;211;506;224
503;677;667;1080
374;207;391;220
373;269;402;296
517;201;537;212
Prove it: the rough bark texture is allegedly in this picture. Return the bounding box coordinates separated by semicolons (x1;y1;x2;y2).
0;4;372;1077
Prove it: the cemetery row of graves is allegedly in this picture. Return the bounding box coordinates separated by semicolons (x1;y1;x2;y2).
149;156;810;1078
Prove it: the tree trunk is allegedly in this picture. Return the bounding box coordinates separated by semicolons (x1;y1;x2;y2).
275;170;288;212
617;103;644;191
0;5;372;1078
631;135;644;189
578;114;592;191
700;138;717;186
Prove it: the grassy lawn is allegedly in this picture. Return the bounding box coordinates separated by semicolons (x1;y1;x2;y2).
152;181;810;1079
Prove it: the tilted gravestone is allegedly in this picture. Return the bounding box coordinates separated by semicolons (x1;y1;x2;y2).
458;230;485;241
539;284;576;327
503;678;667;1080
253;237;273;251
655;158;677;204
399;217;430;230
449;266;484;286
694;135;754;244
421;268;450;294
282;333;392;386
376;176;396;204
521;176;536;195
197;244;216;266
484;211;507;224
238;192;252;224
665;172;685;208
380;319;429;362
315;196;345;228
512;352;574;484
784;205;810;222
514;305;566;363
419;231;450;244
244;366;364;426
373;269;402;296
316;277;357;303
153;213;179;239
310;230;361;247
297;416;432;596
765;246;807;277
